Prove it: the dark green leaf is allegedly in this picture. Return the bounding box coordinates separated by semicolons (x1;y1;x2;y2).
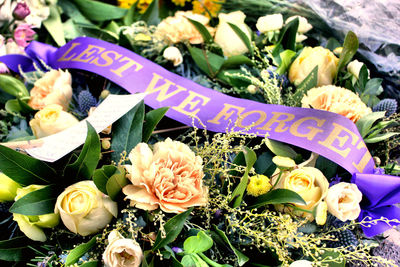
211;226;249;266
355;111;385;138
17;98;35;113
152;207;193;251
72;0;127;21
315;156;337;179
5;98;34;114
122;1;140;26
10;185;58;215
111;101;145;163
65;235;99;266
93;165;118;194
79;261;99;267
336;31;358;79
221;55;253;69
184;231;213;254
230;147;257;208
140;0;159;25
142;107;169;142
0;237;32;261
254;152;276;177
0;145;56;185
59;0;94;26
106;166;128;200
227;22;253;56
64;122;101;181
188;46;225;77
365;132;400;143
216;70;250;87
358;64;368;89
43;5;66;46
363;78;383;96
187;18;213;43
292;65;318;104
0;75;29;98
274;18;298;52
248;189;306;209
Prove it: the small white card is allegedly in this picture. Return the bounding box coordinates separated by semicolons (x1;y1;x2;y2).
26;93;146;162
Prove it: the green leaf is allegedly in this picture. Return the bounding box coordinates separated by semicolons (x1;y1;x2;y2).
274;18;298;52
0;145;56;185
365;132;400;143
221;55;254;69
319;250;345;267
276;50;296;75
184;231;213;254
182;254;208;267
315;156;337;179
230;147;257;208
188;46;225;77
122;1;140;26
0;75;29;98
292;65;318;104
140;0;159;25
103;21;120;40
265;139;297;159
5;98;34;114
0;237;32;261
187;17;213;43
142;107;169;142
106;166;128;200
336;31;359;79
72;0;127;21
65;235;100;266
59;0;94;26
152;207;193;251
363;78;383;96
355;111;386;138
227;23;253;56
211;226;249;266
254;152;276;177
93;165;118;194
326;37;341;51
43;5;66;46
111;101;145;163
358;64;368;89
64;122;100;181
79;261;99;267
10;184;58;215
247;189;306;209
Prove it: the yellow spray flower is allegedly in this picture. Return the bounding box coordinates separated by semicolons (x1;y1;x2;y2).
192;0;225;18
117;0;153;13
247;175;272;197
172;0;190;7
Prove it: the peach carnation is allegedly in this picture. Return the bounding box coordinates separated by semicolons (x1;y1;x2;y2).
301;85;372;123
122;138;207;213
155;11;214;44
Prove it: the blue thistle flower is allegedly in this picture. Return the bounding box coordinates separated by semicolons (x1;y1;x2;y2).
78;90;97;114
373;99;398;116
326;229;359;249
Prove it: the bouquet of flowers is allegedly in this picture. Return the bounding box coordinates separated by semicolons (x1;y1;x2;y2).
0;0;399;266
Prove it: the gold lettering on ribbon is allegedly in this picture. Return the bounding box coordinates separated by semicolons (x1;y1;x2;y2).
318;123;359;158
91;50;122;67
172;91;210;117
111;56;143;77
289;117;325;141
145;73;187;102
71;44;105;63
236;110;267;128
58;42;80;62
207;103;245;125
256;112;295;132
352;141;373;173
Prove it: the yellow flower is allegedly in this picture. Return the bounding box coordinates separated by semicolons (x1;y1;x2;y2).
289;46;339;87
192;0;225;18
171;0;190;6
272;156;296;169
247;175;272;197
301;85;372;123
29;104;79;138
315;201;328;225
0;172;21;202
117;0;153;13
13;185;59;242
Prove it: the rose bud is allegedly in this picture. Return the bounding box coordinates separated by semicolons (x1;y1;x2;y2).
13;2;31;20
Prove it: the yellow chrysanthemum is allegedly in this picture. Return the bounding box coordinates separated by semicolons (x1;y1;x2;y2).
192;0;225;18
301;85;372;123
117;0;153;13
172;0;190;7
247;175;272;197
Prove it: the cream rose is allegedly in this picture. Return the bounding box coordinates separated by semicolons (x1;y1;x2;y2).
214;11;251;57
29;104;79;138
163;46;183;66
326;182;362;222
13;185;59;242
103;230;143;267
289;46;339;87
28;69;73;110
123;138;207;213
55;181;118;236
256;14;283;33
285;15;312;33
272;167;329;216
347;60;369;79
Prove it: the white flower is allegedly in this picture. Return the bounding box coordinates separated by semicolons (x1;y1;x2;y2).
5;38;25;55
289;260;313;267
24;0;50;28
296;34;308;43
0;0;16;26
326;182;363;222
286;15;312;33
256;14;283;33
347;59;368;79
163;46;183;66
247;84;257;94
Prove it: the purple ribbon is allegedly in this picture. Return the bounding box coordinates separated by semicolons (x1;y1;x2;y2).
1;37;399;236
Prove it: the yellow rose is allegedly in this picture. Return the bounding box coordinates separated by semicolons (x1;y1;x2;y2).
13;185;59;242
29;104;79;138
272;167;329;218
326;182;362;222
214;11;251;57
55;181;118;236
28;69;73;110
0;172;21;202
256;14;283;33
289;46;339;87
